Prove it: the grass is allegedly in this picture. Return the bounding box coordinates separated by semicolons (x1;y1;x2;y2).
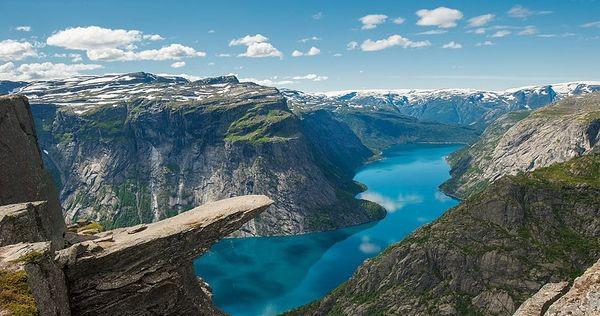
0;270;37;315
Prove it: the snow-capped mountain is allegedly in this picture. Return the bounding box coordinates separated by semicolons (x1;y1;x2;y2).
283;81;600;127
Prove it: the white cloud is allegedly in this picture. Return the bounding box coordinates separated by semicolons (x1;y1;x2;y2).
581;21;600;28
393;17;406;24
143;34;164;41
292;73;328;81
170;61;186;68
474;28;486;34
239;42;283;58
312;12;324;20
0;61;102;80
418;30;448;35
229;34;269;46
333;53;342;57
468;14;494;27
0;40;38;61
229;34;282;58
299;36;320;43
291;46;320;57
217;53;231;57
360;34;430;52
15;26;31;32
492;30;511;38
416;7;463;28
475;40;494;47
442;41;462;49
359;14;388;30
507;5;552;19
239;77;294;86
86;44;205;61
47;26;143;50
346;41;359;50
208;30;215;33
518;26;538;35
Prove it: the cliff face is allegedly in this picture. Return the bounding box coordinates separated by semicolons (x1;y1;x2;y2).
290;154;599;316
0;95;66;248
0;94;274;315
18;73;384;235
442;93;600;199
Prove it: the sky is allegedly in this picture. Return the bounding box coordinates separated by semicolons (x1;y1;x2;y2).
0;0;599;92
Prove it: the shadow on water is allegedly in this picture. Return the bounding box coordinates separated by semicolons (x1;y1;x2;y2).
194;143;462;316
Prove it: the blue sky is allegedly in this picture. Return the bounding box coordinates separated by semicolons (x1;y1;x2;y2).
0;0;599;91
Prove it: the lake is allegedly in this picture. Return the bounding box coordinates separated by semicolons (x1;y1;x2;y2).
194;143;462;315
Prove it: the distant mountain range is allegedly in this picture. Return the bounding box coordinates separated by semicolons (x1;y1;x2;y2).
284;81;600;128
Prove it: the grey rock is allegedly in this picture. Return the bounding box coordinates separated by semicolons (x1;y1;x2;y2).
0;95;66;249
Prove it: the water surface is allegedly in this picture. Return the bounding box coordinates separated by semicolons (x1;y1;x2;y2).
194;143;461;315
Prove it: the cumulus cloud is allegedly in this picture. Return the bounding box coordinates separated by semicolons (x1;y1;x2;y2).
143;34;164;41
360;35;430;52
85;44;205;61
468;14;494;27
442;41;462;49
393;17;406;24
46;26;202;62
507;5;552;19
239;73;328;87
346;41;359;50
0;61;102;80
491;30;511;38
359;14;388;30
0;40;38;61
416;7;463;28
291;46;320;57
216;53;231;57
15;26;31;32
170;61;186;68
47;26;143;50
54;53;83;62
229;34;282;58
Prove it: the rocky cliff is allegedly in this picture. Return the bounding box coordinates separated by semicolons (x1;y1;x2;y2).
0;94;273;315
288;154;599;315
7;73;385;236
442;93;600;199
514;257;600;316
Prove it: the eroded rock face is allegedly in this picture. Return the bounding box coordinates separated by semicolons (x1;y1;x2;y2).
443;93;600;199
0;95;66;248
56;195;273;315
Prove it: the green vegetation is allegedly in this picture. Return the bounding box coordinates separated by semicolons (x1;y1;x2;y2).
11;251;43;265
0;269;37;315
225;103;298;144
77;222;104;234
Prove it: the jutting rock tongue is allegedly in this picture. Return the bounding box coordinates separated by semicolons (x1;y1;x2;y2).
0;95;66;248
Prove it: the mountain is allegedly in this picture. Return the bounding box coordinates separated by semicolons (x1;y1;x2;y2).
5;72;386;236
288;153;600;316
283;82;600;129
441;93;600;199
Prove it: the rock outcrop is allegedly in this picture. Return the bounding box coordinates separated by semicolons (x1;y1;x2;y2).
0;94;274;315
289;154;599;315
515;258;600;316
0;95;65;248
442;93;600;199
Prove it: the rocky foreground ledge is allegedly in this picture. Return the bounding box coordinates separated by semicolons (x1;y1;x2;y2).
0;95;273;315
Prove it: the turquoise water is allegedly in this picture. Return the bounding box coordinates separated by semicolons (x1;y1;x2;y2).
194;143;461;316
